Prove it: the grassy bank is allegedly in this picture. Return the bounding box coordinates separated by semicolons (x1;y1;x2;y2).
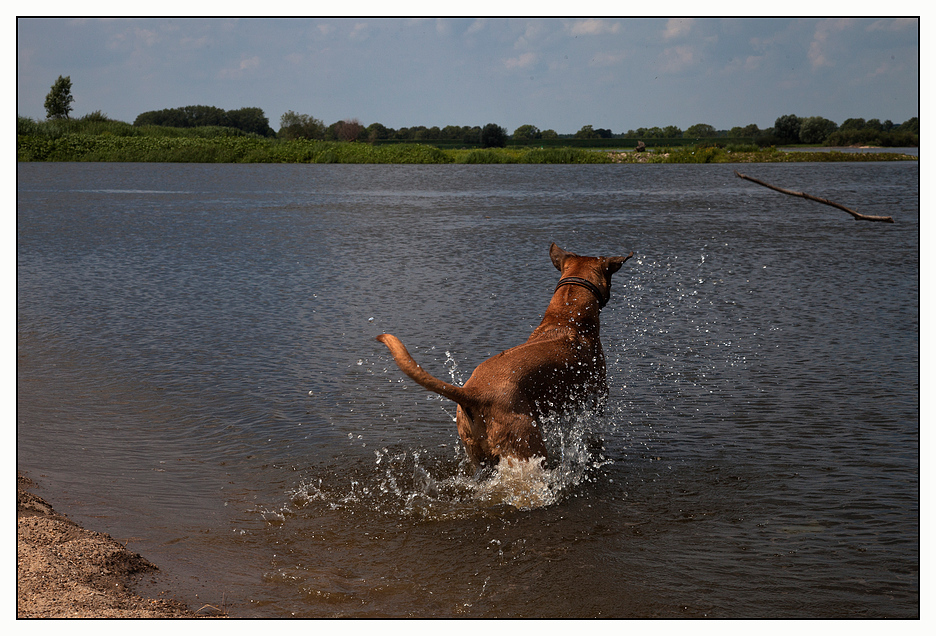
16;134;456;163
17;118;918;164
15;129;613;164
608;145;918;164
17;134;919;164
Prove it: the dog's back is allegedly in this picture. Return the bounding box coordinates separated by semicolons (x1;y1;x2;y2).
378;243;632;468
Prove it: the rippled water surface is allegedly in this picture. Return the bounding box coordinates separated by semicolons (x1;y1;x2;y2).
17;162;918;617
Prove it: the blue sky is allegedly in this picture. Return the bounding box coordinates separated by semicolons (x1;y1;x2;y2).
17;17;919;134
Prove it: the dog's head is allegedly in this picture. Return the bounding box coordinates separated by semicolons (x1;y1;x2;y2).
550;243;633;303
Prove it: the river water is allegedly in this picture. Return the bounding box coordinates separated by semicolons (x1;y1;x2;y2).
17;161;918;617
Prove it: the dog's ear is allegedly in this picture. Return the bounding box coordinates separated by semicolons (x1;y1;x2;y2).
550;243;574;271
605;251;635;275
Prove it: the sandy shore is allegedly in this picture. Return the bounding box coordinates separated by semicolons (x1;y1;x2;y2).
17;472;220;618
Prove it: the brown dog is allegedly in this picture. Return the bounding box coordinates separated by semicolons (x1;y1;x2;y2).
377;243;633;470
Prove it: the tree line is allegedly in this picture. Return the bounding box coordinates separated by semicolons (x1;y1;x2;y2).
763;114;918;147
133;105;275;137
132;107;923;148
40;75;919;148
616;115;918;147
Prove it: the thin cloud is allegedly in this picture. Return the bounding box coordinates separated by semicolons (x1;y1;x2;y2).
868;61;895;78
504;51;536;70
721;53;764;75
743;55;764;72
808;18;855;69
434;19;451;36
515;20;548;50
466;19;486;35
658;45;696;73
348;23;369;41
107;26;161;51
589;51;626;67
570;19;620;36
134;28;162;48
219;56;260;79
867;17;917;32
178;34;212;50
663;18;694;40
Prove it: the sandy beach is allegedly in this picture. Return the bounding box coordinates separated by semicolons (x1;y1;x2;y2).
17;472;218;618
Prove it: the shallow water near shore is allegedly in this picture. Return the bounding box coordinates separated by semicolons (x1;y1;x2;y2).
17;161;918;617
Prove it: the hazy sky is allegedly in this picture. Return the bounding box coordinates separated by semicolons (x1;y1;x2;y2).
17;17;919;134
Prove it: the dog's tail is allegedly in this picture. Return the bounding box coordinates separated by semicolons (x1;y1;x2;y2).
376;334;478;408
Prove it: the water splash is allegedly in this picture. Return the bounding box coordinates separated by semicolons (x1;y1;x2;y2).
472;456;563;509
443;350;461;385
276;407;613;522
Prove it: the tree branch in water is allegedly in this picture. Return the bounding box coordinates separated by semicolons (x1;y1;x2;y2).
734;170;894;223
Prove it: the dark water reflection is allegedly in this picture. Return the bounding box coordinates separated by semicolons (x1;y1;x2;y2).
17;162;918;617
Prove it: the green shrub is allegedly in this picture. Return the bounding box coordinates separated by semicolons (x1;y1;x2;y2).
16;125;917;164
663;146;720;163
520;147;611;163
724;143;760;153
457;148;516;163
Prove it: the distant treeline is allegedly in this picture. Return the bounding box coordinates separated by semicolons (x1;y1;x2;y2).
133;105;276;137
16;114;918;164
124;106;918;148
753;114;919;148
17;106;920;164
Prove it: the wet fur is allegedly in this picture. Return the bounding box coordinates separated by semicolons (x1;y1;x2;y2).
377;243;632;470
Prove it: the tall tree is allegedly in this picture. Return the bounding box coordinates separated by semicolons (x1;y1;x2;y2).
513;124;541;142
685;122;717;138
335;119;365;142
480;123;507;148
278;111;325;140
730;123;760;137
462;126;482;144
44;75;75;120
226;107;275;137
839;118;866;131
773;114;801;143
366;122;391;142
440;125;463;140
798;116;838;144
897;117;918;133
575;125;599;139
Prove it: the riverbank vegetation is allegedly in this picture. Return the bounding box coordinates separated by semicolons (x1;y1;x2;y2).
17;114;918;164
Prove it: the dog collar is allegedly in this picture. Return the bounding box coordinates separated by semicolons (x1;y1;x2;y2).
555;276;608;308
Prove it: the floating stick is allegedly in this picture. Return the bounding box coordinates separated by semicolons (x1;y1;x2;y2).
734;170;894;223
